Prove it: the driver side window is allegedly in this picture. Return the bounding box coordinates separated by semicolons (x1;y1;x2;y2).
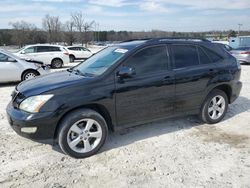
24;47;36;54
122;45;168;76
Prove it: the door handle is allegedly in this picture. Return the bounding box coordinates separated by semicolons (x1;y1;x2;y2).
209;69;217;74
163;76;171;81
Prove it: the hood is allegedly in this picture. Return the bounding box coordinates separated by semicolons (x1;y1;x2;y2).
17;70;92;96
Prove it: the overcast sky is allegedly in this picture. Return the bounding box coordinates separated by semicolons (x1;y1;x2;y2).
0;0;250;31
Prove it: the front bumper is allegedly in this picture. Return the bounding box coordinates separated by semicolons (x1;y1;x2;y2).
37;66;50;75
6;102;58;142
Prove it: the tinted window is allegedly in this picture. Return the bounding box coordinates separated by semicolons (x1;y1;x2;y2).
48;46;61;52
24;47;36;54
123;46;168;75
37;46;61;52
203;48;222;62
68;47;78;51
198;47;212;64
37;46;49;52
172;45;199;68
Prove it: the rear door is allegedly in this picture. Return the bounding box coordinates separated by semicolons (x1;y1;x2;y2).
115;45;175;128
170;44;219;113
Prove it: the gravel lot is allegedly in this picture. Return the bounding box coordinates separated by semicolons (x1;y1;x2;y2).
0;65;250;188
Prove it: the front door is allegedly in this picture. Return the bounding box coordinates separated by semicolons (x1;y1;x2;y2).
0;53;21;82
115;45;175;128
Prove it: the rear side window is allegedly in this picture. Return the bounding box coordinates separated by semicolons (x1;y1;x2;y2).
37;46;61;52
203;48;223;62
123;45;168;75
171;45;199;68
198;47;212;64
68;47;78;51
48;46;61;52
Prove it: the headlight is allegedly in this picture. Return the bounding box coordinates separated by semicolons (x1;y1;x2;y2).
19;95;54;113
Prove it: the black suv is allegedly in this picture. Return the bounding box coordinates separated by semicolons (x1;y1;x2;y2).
6;38;242;158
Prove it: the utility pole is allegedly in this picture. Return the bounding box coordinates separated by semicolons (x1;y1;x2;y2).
238;24;243;36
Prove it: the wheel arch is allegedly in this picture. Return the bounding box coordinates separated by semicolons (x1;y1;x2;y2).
69;54;75;58
51;57;63;64
21;69;40;80
54;103;114;140
207;84;232;103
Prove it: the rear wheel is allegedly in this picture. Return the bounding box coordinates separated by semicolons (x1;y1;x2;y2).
51;59;63;68
58;109;108;158
21;70;39;81
200;89;228;124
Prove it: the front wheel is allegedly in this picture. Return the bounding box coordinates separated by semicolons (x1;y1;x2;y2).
22;70;39;81
58;109;108;158
199;89;228;124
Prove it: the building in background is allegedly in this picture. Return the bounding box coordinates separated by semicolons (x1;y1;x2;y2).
229;36;250;49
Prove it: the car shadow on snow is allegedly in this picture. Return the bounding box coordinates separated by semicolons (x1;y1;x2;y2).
50;96;250;156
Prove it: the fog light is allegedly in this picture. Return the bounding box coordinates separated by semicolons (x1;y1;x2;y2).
21;127;37;133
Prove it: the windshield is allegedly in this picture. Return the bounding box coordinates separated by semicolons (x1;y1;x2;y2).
73;46;128;76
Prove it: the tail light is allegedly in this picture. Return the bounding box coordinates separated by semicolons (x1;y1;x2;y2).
64;52;69;56
240;51;250;54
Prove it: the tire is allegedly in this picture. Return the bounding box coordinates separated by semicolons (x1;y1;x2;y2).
69;55;75;63
51;58;63;69
199;89;228;124
21;70;39;81
58;109;108;158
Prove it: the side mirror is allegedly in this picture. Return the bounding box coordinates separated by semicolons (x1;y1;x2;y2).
20;51;25;54
117;66;136;79
8;57;17;62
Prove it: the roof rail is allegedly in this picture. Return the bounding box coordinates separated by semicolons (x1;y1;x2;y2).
120;38;152;43
120;37;210;44
147;37;210;42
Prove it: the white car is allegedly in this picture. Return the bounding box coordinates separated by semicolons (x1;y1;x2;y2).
66;46;93;62
15;44;70;68
0;49;49;83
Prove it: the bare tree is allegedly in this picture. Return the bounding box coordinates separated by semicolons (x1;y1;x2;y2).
71;12;94;46
9;21;37;47
63;20;75;45
42;14;62;43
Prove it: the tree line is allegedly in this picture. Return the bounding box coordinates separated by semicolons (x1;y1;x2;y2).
0;12;249;47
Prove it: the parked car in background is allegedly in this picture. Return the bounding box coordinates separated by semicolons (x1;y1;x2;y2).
7;38;242;158
15;44;70;68
0;49;48;83
231;46;250;64
66;46;93;62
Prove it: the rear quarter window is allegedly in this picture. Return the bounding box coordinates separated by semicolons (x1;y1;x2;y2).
202;47;223;63
198;47;212;64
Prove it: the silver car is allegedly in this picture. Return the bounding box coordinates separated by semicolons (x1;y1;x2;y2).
231;47;250;64
0;49;49;83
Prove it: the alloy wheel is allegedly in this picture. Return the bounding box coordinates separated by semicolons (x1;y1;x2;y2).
66;118;102;153
208;95;226;120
